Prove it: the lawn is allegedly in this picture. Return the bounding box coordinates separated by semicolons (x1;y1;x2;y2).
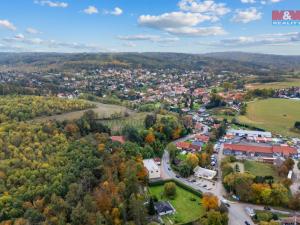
246;79;300;90
238;98;300;137
244;161;279;181
101;112;148;133
149;184;205;224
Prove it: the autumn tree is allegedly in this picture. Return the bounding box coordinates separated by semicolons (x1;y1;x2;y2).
186;153;199;168
145;131;155;144
202;194;219;211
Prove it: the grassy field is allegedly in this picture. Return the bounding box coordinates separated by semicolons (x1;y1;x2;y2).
101;112;148;133
34;102;129;122
210;107;237;121
238;98;300;137
244;161;279;181
149;185;204;224
246;79;300;90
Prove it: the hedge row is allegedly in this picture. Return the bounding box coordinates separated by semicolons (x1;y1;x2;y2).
149;179;203;198
232;119;266;132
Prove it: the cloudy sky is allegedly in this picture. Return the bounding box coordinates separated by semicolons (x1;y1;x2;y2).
0;0;299;54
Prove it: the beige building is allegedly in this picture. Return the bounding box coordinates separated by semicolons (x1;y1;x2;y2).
143;159;161;180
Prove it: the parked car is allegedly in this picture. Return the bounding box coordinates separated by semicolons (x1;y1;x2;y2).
245;221;250;225
264;206;271;211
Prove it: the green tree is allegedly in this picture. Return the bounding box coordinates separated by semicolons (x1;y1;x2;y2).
164;182;177;198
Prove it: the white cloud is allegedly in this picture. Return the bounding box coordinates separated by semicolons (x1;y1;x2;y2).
123;42;137;47
105;7;123;16
26;27;41;34
216;32;300;47
0;19;16;30
83;6;98;15
1;35;106;52
34;0;68;8
111;7;123;16
241;0;256;3
138;12;212;29
178;0;230;16
261;0;282;4
138;0;228;37
165;26;226;36
15;34;25;39
232;7;262;23
118;34;179;43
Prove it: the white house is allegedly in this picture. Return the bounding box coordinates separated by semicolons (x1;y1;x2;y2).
143;159;161;180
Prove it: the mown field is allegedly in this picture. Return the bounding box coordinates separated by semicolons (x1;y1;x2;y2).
101;112;148;133
149;185;204;224
246;79;300;90
34;102;129;122
238;98;300;137
244;161;279;181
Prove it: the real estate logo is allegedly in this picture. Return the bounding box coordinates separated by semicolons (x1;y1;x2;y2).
272;10;300;25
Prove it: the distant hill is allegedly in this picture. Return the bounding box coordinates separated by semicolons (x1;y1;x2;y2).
204;52;300;71
0;52;299;74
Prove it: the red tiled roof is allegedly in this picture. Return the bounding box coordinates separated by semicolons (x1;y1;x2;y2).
111;136;126;144
176;142;191;149
224;143;297;156
195;134;210;143
190;144;202;151
224;144;273;154
272;145;297;156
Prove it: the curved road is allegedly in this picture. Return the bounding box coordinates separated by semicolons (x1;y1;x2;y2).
161;135;298;225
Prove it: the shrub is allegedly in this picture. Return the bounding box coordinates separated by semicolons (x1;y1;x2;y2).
164;182;177;198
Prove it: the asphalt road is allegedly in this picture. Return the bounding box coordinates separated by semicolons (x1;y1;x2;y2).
161;135;255;225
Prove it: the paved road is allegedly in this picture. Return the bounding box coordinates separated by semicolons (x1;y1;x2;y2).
161;136;254;225
290;159;300;195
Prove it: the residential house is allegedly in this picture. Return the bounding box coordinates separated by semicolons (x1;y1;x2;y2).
143;159;161;180
111;136;126;144
154;201;176;216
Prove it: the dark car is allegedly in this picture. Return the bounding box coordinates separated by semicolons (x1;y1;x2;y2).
264;206;271;211
168;167;171;171
191;179;196;182
176;175;180;178
245;221;250;225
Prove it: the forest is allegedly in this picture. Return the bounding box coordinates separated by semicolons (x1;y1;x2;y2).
0;96;94;123
0;109;149;225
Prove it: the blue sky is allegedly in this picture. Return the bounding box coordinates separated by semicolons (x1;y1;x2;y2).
0;0;299;54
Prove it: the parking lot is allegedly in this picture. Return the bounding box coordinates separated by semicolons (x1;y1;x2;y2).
187;176;217;192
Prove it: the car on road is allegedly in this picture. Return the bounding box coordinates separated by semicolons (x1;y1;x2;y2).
176;175;180;178
264;206;271;211
221;199;230;207
244;221;250;225
168;167;171;171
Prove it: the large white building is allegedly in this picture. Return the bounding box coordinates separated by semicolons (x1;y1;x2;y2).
227;129;272;138
143;159;161;180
